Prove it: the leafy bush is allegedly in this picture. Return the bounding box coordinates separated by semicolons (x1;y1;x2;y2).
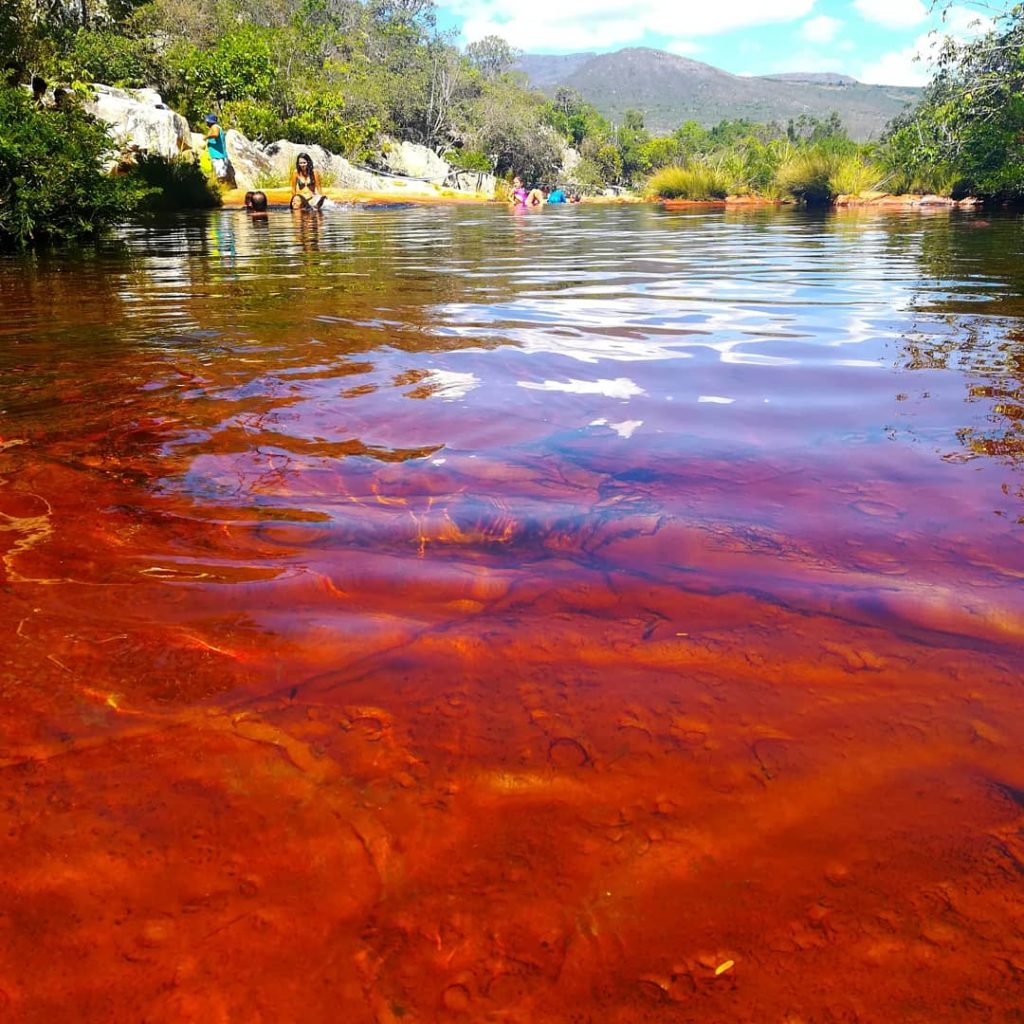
0;86;145;247
646;163;730;200
281;90;381;160
55;28;158;88
219;98;285;145
170;28;276;120
445;148;492;172
128;153;221;212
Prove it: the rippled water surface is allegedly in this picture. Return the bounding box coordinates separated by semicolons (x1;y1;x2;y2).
2;204;1024;1021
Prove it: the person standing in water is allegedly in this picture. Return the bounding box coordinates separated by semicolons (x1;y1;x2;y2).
204;114;232;183
291;153;326;210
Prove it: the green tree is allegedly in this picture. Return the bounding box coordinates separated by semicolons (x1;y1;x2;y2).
882;3;1024;198
465;34;519;80
0;85;145;246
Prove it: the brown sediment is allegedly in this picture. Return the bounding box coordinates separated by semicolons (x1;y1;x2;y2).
2;440;1024;1022
1;208;1023;1022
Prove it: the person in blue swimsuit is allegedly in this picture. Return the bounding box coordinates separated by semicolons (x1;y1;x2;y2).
204;114;231;183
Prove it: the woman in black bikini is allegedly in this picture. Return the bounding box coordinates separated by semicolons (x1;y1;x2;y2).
290;152;325;210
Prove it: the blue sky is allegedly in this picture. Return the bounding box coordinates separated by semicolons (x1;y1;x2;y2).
437;0;994;85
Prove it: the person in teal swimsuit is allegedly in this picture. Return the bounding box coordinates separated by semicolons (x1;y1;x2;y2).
204;113;231;183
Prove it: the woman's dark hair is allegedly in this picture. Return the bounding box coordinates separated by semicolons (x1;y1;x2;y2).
250;191;268;212
295;152;314;175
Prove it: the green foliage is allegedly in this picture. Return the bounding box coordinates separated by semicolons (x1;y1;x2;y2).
574;140;623;188
171;27;276;118
467;75;562;180
465;35;520;79
219;98;285;145
282;88;381;158
0;86;146;247
828;154;885;196
542;88;610;148
55;28;158;87
128;153;221;211
787;111;846;144
775;149;842;204
1;0;37;79
646;163;730;201
445;147;491;172
880;4;1024;199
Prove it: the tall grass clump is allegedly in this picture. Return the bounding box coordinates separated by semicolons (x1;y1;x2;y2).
828;155;886;197
647;163;730;200
775;150;842;204
881;162;963;197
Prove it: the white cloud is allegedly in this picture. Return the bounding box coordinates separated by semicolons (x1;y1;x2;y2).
853;0;927;30
858;6;995;85
942;4;993;37
455;0;815;50
858;38;931;85
801;15;842;43
664;38;702;56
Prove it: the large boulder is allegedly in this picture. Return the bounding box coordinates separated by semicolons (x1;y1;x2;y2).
445;169;497;198
380;139;450;184
224;130;274;190
83;85;190;160
262;139;398;192
560;146;581;178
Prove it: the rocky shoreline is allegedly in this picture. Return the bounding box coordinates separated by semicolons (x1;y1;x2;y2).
84;84;499;202
81;85;985;212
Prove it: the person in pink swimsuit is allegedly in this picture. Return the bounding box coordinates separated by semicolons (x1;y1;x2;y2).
510;176;529;205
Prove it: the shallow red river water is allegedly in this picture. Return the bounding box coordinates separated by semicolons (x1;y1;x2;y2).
1;205;1023;1021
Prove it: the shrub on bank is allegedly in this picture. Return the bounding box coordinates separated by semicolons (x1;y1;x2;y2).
647;163;730;200
0;86;146;248
128;154;221;212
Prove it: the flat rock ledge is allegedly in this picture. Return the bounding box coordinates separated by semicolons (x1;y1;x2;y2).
835;192;980;209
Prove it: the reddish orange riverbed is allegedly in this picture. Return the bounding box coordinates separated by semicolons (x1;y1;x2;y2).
1;206;1023;1021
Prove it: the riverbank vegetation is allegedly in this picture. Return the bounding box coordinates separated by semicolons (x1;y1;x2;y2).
646;3;1024;203
1;0;1021;245
0;84;147;247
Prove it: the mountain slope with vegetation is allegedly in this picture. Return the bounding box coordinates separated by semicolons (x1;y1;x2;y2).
518;47;921;139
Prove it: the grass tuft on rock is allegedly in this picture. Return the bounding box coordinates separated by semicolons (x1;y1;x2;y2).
647;163;730;201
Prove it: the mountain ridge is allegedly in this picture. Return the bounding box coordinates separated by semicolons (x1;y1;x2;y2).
517;47;921;139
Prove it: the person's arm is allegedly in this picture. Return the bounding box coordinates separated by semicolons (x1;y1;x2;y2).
291;170;299;195
313;170;322;194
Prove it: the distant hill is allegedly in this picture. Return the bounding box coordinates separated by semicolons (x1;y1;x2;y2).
516;48;921;140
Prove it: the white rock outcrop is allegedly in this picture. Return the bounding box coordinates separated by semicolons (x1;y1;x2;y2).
224;131;496;198
83;85;191;160
380;139;450;183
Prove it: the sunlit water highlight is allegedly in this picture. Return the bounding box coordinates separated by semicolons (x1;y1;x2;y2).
1;205;1023;1022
